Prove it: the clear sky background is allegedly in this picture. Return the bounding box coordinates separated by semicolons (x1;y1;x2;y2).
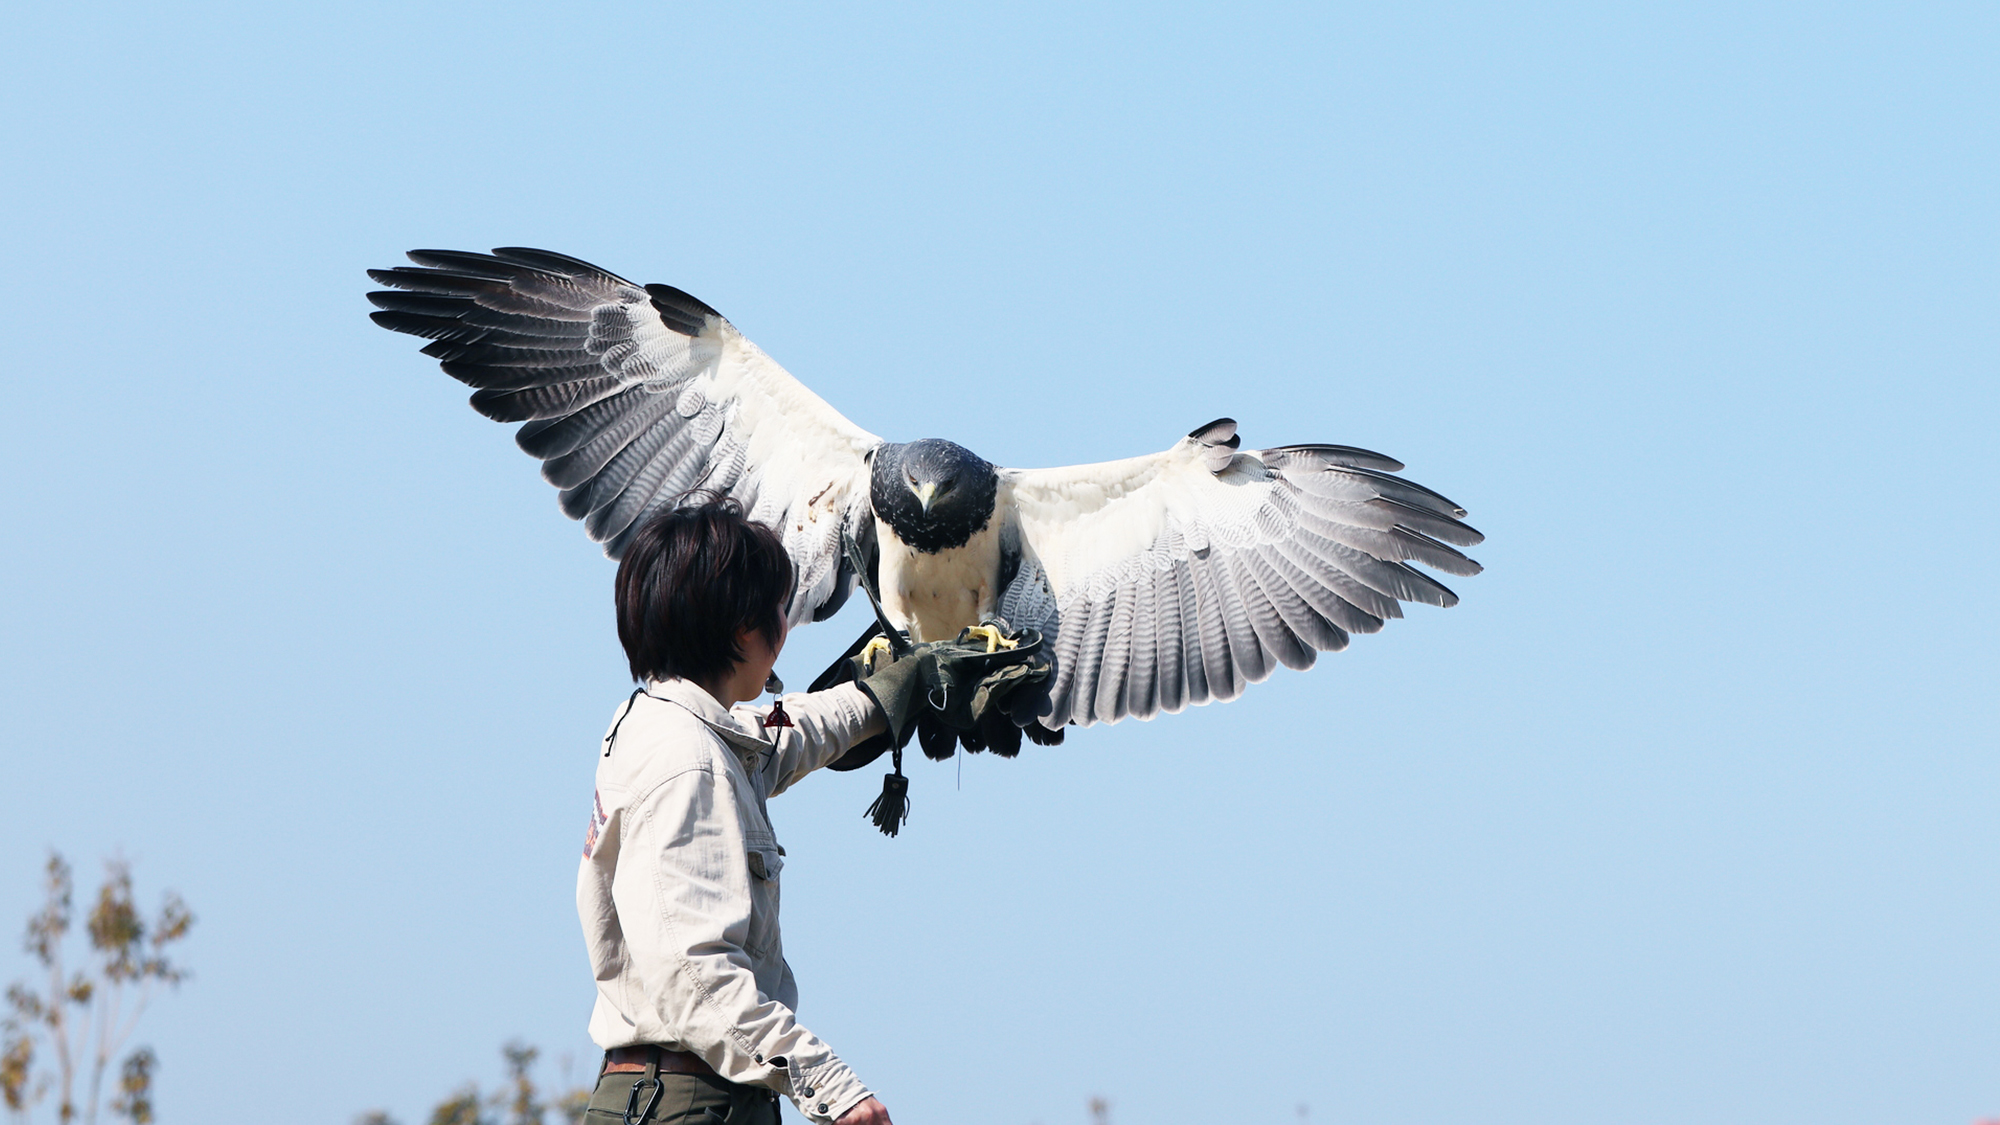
1;3;1994;1124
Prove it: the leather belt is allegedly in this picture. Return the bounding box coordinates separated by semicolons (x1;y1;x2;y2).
602;1044;717;1078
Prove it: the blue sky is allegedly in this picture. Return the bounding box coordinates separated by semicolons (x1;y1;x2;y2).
1;3;1994;1123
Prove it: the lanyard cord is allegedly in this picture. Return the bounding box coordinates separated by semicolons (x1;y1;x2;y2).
601;687;645;757
603;685;776;758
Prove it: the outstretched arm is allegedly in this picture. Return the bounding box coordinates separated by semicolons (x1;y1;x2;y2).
738;683;886;796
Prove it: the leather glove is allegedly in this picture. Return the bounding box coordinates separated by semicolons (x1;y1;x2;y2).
850;634;928;749
852;620;1049;750
921;625;1048;736
850;619;1051;836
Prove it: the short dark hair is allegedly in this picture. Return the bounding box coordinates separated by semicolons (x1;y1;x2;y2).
614;498;795;684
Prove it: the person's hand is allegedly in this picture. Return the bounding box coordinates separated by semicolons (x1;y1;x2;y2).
837;1096;892;1125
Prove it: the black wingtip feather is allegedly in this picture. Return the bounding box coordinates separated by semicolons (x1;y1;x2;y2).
404;248;527;277
367;291;473;316
1189;417;1237;442
1346;466;1472;520
1276;443;1406;473
370;309;465;340
442;359;605;392
645;283;721;337
491;246;628;279
367;265;514;297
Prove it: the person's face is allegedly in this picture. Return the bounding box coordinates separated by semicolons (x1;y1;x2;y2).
742;615;789;682
722;614;789;706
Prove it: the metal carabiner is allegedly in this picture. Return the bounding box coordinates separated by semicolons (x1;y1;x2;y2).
623;1075;664;1125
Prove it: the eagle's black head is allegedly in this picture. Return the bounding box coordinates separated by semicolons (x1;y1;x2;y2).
870;439;999;554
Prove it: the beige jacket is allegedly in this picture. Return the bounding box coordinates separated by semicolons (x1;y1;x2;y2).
578;677;882;1123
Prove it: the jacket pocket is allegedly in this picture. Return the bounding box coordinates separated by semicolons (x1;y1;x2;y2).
746;845;784;881
743;841;784;958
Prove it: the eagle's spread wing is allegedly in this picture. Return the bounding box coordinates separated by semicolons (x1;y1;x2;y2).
997;419;1482;730
368;248;880;624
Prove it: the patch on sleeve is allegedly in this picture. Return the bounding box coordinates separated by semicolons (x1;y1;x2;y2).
583;789;608;858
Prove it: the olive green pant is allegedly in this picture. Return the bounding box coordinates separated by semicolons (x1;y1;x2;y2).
585;1068;780;1125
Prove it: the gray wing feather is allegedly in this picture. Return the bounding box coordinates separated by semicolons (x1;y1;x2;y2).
1210;547;1270;686
1230;551;1314;673
1096;575;1138;725
588;408;726;544
562;403;694;520
517;386;659;461
1267;531;1401;624
694;439;750;499
1187;547;1249;699
1256;543;1366;641
1042;604;1086;726
539;389;680;489
1123;567;1160;721
470;376;624;423
1171;555;1210;710
1067;590;1116;726
1245;550;1344;656
1148;558;1183;715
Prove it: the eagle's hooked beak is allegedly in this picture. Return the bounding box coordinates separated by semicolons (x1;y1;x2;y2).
910;479;938;513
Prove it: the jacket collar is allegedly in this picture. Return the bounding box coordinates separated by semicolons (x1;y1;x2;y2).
645;677;771;756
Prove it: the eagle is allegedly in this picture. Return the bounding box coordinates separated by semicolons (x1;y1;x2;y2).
367;247;1483;757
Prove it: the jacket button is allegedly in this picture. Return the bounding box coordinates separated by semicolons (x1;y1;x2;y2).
753;1053;764;1064
818;1105;829;1116
802;1086;815;1097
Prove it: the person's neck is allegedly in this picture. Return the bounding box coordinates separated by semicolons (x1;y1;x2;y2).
693;670;756;709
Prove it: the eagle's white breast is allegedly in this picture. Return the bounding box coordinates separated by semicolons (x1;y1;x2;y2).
875;513;1004;643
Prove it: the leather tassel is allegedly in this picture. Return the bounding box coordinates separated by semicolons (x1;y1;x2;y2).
865;747;910;836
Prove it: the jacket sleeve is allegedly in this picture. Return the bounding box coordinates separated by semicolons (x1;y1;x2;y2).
739;683;885;797
616;757;873;1122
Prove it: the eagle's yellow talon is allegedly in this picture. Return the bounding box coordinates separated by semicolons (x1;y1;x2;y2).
859;634;896;673
961;623;1019;654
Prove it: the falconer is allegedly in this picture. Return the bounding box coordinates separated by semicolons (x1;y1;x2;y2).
578;499;1038;1125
